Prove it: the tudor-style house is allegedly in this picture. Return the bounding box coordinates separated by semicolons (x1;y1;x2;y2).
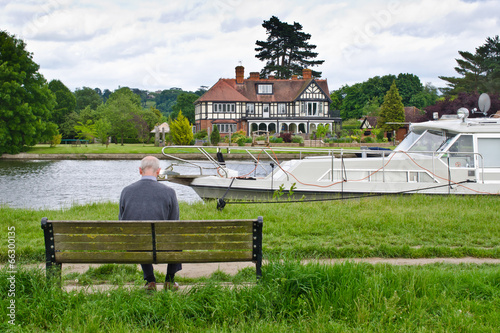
194;66;341;136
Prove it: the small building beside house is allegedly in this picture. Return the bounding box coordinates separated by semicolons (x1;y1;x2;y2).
194;66;341;136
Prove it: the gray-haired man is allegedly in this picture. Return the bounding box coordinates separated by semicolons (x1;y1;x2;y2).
119;156;182;291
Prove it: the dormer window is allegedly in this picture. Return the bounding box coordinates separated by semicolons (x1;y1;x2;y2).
257;84;273;94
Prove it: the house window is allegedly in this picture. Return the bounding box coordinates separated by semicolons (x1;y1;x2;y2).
213;103;235;113
215;124;237;133
257;84;273;94
302;102;323;116
278;103;286;114
246;103;255;115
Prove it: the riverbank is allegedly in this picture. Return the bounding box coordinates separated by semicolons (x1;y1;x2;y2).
1;143;389;160
0;152;313;160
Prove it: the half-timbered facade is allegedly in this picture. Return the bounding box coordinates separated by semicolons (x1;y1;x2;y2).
195;67;340;136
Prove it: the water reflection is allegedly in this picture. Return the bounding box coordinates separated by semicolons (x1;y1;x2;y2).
0;160;202;209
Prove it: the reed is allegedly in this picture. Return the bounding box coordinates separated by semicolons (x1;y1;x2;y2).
1;195;499;262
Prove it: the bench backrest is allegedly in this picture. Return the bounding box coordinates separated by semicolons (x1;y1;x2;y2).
42;217;263;279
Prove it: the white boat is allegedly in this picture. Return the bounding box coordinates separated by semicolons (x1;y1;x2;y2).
161;110;500;200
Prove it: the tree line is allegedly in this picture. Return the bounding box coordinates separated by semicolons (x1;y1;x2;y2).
2;19;499;154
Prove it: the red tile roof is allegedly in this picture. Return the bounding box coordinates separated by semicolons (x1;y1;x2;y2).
196;78;330;103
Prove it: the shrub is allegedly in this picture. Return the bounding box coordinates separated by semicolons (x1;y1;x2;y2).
362;136;374;143
270;137;283;143
291;136;304;144
279;132;293;143
49;134;62;147
210;126;220;145
194;130;208;140
236;136;246;146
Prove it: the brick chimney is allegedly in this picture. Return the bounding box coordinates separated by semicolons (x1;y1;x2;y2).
302;68;312;79
292;75;298;80
249;72;260;80
235;66;244;84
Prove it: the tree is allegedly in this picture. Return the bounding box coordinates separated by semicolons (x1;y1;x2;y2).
439;35;500;95
154;88;184;116
94;118;111;146
0;31;57;154
171;92;199;124
74;87;102;112
74;120;96;142
170;111;193;145
395;73;423;105
210;125;220;145
255;16;324;79
102;87;142;145
48;79;76;128
379;81;405;132
424;92;500;120
409;83;440;109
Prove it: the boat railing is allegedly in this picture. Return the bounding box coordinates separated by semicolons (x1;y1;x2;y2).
161;146;486;184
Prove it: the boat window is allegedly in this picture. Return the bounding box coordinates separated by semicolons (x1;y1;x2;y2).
408;130;446;153
478;138;500;167
441;135;474;168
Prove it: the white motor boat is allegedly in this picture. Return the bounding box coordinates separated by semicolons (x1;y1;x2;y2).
161;111;500;201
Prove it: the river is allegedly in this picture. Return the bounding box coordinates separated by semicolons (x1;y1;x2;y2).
0;160;203;210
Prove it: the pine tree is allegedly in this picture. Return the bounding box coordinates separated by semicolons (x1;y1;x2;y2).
210;125;220;145
439;35;500;95
170;111;193;145
255;16;324;79
379;81;405;132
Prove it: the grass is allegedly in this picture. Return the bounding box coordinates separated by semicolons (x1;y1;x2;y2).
23;144;385;155
0;261;498;332
1;195;499;262
1;195;498;331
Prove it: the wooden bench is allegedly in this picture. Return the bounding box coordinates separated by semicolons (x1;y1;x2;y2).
41;216;263;282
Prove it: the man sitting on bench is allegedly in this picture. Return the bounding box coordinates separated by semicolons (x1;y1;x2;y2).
119;156;181;291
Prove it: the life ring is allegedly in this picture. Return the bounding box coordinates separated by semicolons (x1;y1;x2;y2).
455;161;461;167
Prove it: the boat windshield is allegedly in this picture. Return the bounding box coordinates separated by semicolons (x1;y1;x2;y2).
395;129;456;153
394;130;421;151
408;130;451;153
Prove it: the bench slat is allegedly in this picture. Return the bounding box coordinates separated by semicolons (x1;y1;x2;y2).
53;224;151;235
55;250;253;263
55;242;152;251
54;234;151;243
156;225;252;234
156;251;253;263
55;252;153;263
157;233;252;244
157;241;252;251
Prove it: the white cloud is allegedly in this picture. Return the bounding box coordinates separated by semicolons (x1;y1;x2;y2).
1;0;499;92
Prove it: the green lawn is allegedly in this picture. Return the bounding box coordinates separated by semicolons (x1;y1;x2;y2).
1;195;498;332
2;195;499;262
23;144;393;155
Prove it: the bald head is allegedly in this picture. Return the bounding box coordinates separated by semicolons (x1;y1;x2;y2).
139;156;160;176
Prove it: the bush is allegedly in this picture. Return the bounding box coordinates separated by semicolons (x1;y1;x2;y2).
210;126;220;145
270;137;283;143
194;130;208;140
362;136;375;143
279;132;293;143
49;134;62;147
291;136;304;144
236;136;246;146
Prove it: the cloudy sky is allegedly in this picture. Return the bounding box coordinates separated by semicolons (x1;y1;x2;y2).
2;0;499;93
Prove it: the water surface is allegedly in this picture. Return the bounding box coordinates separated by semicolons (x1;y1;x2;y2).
0;160;202;209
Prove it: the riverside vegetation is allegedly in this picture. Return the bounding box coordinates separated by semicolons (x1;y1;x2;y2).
1;195;499;331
